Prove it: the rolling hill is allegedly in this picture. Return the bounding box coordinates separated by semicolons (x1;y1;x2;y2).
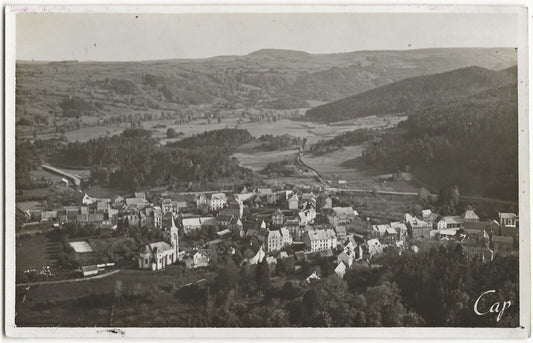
305;65;517;122
17;48;516;117
362;82;518;200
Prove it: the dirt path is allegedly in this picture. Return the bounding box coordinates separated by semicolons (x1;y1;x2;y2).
16;269;121;287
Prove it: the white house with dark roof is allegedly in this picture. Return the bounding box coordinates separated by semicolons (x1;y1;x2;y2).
267;230;283;252
303;229;333;252
498;212;518;228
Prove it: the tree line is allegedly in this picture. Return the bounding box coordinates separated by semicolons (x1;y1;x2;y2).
363;84;518;200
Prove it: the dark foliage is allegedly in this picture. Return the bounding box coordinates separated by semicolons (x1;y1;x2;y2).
310;128;375;155
51;128;254;191
363;84;518;200
305;66;516;122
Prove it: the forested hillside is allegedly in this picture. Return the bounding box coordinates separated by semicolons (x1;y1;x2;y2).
305;66;516;122
362;83;518;200
49;128;254;190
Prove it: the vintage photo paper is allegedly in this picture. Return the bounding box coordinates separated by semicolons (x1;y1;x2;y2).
4;3;531;339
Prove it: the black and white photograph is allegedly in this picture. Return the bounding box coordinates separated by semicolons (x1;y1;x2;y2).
4;4;531;339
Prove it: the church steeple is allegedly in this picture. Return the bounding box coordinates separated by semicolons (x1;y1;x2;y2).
170;215;179;257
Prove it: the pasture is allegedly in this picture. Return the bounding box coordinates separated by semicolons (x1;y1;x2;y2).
302;144;419;193
16;235;61;272
35;114;405;145
15;266;215;327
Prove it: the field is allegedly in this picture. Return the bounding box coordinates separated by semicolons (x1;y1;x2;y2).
16;235;61;271
15;266;215;327
35;115;405;145
302;144;419;193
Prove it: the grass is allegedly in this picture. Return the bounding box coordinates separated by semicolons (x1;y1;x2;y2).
15;266;216;327
16;235;61;271
302;144;419;193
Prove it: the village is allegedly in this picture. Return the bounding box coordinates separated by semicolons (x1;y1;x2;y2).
16;181;519;284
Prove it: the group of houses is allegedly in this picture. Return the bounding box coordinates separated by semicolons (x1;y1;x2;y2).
18;183;519;275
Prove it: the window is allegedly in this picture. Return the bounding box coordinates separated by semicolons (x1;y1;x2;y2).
145;258;148;264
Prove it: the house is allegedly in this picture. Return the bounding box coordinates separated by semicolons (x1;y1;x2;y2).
64;206;79;222
390;222;409;240
40;210;58;222
219;197;243;218
366;238;383;256
200;217;216;226
288;194;299;210
334;226;347;241
334;261;347;278
135;192;146;200
267;230;283;252
216;214;234;228
337;251;354;268
192;250;210;268
138;216;179;271
161;199;180;215
305;271;320;283
405;213;432;239
77;213;105;226
125;197;149;209
271;209;285;227
436;216;464;230
278;251;289;259
182;217;203;235
498;213;518;229
248;246;266;264
303;229;332;252
112;195;124;205
325;229;337;249
280;227;293;246
326;207;357;226
301;208;317;223
266;256;278;265
421;209;439;225
146;206;163;229
81;265;98;277
256;188;273;197
94;200;108;213
372;224;398;244
317;195;333;211
438;229;459;240
462;210;480;222
82;193;96;205
266;192;280;205
208;193;227;211
194;194;207;209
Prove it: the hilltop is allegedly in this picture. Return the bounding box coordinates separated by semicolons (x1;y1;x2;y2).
305;65;517;122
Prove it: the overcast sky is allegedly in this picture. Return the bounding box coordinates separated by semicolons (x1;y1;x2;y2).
16;11;520;61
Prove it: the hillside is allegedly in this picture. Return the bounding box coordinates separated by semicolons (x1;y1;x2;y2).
362;83;518;200
305;65;517;122
16;48;515;119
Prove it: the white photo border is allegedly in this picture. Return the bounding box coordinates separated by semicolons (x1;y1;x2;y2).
3;2;531;339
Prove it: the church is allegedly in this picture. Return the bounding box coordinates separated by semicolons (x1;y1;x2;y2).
138;216;179;271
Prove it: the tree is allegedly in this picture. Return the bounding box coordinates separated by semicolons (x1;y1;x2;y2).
279;282;301;300
255;258;271;293
166;128;179;138
418;187;432;206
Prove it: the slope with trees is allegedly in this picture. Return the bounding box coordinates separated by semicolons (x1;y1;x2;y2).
305;66;516;122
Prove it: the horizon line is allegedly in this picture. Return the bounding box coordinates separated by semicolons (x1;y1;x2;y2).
16;46;517;64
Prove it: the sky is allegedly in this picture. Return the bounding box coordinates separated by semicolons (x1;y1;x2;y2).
16;11;520;61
